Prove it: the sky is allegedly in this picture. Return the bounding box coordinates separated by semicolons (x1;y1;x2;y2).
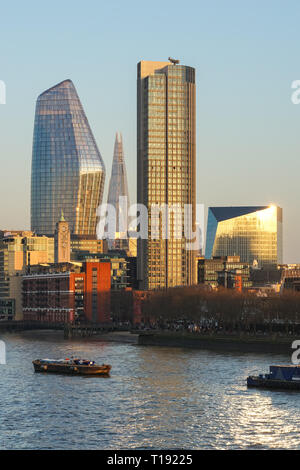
0;0;300;262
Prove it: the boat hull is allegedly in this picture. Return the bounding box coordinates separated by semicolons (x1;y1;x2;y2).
33;360;111;376
247;375;300;390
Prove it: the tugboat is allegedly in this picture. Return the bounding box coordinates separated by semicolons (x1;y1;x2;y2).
247;365;300;390
33;358;111;376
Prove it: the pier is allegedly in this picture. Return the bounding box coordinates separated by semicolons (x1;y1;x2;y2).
0;321;64;332
63;323;117;339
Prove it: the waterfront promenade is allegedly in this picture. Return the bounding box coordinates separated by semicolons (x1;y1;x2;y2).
0;320;297;355
138;330;296;354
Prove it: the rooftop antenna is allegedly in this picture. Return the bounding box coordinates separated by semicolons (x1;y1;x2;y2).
60;209;65;222
168;57;180;65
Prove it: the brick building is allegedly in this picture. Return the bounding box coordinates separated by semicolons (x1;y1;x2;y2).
22;261;111;323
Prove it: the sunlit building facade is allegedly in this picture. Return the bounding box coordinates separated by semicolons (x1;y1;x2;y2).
107;132;130;249
31;79;105;236
205;206;283;268
70;235;107;260
0;231;54;320
23;261;111;323
137;60;196;290
197;255;252;290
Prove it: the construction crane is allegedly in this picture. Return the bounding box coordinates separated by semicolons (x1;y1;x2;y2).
168;57;180;65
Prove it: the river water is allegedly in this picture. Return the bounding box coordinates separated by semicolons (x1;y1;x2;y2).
0;331;299;450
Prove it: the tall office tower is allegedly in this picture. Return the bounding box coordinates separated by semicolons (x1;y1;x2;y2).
137;59;196;290
31;79;105;236
205;205;283;268
107;132;130;249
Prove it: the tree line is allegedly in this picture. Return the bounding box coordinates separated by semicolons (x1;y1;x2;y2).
139;287;300;334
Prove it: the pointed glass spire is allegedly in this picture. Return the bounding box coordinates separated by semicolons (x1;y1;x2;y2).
107;132;130;236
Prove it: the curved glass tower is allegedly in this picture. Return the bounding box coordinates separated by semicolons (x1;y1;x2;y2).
31;79;105;236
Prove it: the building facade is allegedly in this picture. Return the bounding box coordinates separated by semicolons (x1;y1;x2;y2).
31;79;105;236
0;231;54;320
22;261;111;323
205;206;283;269
70;235;107;261
137;59;196;290
75;251;130;290
280;266;300;291
197;256;252;290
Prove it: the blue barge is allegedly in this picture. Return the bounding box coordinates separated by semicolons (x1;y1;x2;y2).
247;365;300;390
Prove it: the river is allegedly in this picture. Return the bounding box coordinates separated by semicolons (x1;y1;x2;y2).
0;331;299;450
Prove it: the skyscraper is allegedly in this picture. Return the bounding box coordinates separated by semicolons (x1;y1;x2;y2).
205;205;283;268
107;132;130;248
31;79;105;236
137;59;196;290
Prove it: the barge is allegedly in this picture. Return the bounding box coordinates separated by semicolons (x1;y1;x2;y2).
33;358;111;376
247;365;300;390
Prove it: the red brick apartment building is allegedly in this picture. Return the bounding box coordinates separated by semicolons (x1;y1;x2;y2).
22;261;111;323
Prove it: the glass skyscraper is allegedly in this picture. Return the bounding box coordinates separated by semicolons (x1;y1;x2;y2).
137;60;196;290
31;79;105;236
205;206;283;268
107;132;130;248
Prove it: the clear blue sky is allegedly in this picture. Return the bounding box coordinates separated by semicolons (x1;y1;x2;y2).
0;0;299;262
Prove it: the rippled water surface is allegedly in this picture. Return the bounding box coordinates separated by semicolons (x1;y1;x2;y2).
0;331;300;449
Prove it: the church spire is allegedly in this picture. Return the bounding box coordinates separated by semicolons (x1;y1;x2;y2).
60;209;65;222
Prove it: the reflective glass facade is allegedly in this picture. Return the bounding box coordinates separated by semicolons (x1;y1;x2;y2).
107;132;130;248
31;79;105;236
205;206;283;268
137;60;196;290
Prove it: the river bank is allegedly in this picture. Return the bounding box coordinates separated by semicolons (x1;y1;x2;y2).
0;329;140;345
1;327;297;354
138;331;297;355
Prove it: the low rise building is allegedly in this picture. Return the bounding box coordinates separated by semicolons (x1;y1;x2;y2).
73;250;130;290
0;231;54;320
71;235;107;260
280;265;300;291
197;256;252;290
